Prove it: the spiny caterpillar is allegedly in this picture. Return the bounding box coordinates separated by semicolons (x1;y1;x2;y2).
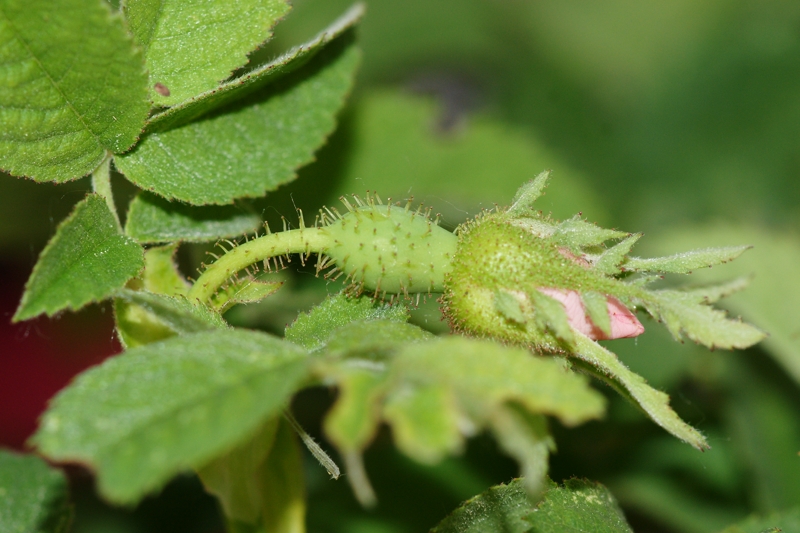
188;171;765;353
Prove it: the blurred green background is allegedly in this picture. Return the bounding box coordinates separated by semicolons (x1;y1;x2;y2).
2;1;799;532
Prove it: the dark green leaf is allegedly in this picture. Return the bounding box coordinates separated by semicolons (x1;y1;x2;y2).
526;478;633;533
0;450;72;533
285;292;408;351
0;0;149;181
32;329;308;504
719;507;800;533
125;192;262;243
124;0;290;106
145;3;365;132
115;27;361;204
431;478;534;533
13;194;144;321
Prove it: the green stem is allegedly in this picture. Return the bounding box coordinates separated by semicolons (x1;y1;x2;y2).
91;153;120;230
187;228;331;304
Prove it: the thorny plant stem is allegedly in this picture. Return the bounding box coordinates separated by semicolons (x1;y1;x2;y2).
187;228;331;304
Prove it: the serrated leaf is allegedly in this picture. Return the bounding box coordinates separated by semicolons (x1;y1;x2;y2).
431;478;534;533
625;246;750;274
507;170;551;218
141;244;189;296
636;288;765;350
0;450;72;533
32;329;308;504
13;194;144;322
681;276;751;304
552;216;629;251
383;382;463;465
392;337;605;427
571;333;709;450
490;404;553;500
285;292;408;351
123;0;290;106
526;478;633;533
125;192;262;244
581;291;611;337
594;233;642;275
0;0;148;181
146;3;366;132
115;26;361;204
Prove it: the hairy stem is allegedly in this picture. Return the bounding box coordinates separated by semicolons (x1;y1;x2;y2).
187;227;331;304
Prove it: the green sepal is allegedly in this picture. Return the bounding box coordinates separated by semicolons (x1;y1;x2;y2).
494;289;528;324
529;289;575;347
507;170;551;218
594;233;642;275
13;194;144;321
552;216;629;252
581;291;612;338
624;246;751;274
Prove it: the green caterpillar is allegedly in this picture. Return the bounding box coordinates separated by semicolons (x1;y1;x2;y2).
188;171;764;353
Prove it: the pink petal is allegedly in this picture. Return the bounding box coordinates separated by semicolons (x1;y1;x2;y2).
537;288;644;340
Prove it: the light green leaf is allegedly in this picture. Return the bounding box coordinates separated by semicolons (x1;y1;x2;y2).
719;508;800;533
490;404;553;500
507;170;551;218
392;337;605;427
636;288;765;350
383;382;463;465
145;3;365;132
495;289;528;324
125;192;262;244
581;291;611;337
324;366;387;453
526;478;634;533
593;233;641;275
285;292;408;351
115;288;228;334
625;246;750;274
571;333;709;450
115;27;361;204
211;278;284;313
431;478;534;533
13;194;144;321
123;0;290;106
552;216;629;251
680;276;751;304
32;329;309;504
141;244;189;296
0;450;72;533
197;418;279;524
0;0;149;181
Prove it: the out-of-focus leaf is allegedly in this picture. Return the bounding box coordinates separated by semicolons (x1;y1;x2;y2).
431;478;533;533
526;478;634;533
571;333;709;450
114;288;227;348
141;244;189;296
285;292;408;351
31;330;308;504
125;192;262;244
641;225;800;385
611;474;745;533
323;319;432;359
0;0;149;181
115;26;360;204
625;246;750;274
146;3;365;131
0;450;72;533
13;194;144;321
123;0;290;106
719;507;800;533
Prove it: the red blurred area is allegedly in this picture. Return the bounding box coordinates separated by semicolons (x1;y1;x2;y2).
0;262;121;450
